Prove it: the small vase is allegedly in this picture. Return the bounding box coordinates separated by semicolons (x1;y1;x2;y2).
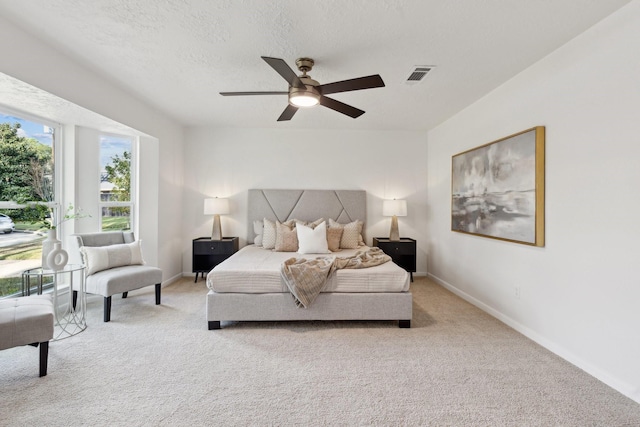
47;242;69;271
41;229;61;270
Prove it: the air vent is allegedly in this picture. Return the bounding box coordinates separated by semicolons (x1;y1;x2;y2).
405;66;435;84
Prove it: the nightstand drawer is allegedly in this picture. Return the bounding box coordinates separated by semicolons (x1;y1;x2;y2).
193;241;233;255
379;243;413;256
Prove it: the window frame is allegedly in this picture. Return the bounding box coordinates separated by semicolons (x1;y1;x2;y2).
0;105;62;298
98;133;137;233
0;105;62;223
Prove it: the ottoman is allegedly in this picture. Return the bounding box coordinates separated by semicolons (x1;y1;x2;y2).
0;294;55;377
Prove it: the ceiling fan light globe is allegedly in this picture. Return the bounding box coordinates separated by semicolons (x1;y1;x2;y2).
289;85;320;107
290;94;320;107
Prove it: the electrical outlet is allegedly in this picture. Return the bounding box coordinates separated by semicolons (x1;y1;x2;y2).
514;286;521;299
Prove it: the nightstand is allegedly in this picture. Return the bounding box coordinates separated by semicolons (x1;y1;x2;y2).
192;237;239;282
372;237;416;282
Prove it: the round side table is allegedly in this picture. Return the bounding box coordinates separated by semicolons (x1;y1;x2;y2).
21;264;87;340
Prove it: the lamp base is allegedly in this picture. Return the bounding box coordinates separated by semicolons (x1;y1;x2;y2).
389;215;400;241
211;214;223;240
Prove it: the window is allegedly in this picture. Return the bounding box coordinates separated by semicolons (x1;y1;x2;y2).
99;134;135;232
0;109;59;298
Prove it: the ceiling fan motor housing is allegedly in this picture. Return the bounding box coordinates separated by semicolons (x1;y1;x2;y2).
295;57;314;73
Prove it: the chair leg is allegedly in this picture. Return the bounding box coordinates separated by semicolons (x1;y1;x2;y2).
39;341;49;377
72;290;78;310
122;292;128;299
208;321;221;330
104;296;112;322
155;284;161;305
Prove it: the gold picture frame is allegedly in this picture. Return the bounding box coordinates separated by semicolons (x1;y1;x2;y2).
451;126;545;246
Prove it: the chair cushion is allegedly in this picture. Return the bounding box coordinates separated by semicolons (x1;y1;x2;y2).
0;295;54;350
85;265;163;297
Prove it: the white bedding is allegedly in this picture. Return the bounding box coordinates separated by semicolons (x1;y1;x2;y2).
207;245;410;294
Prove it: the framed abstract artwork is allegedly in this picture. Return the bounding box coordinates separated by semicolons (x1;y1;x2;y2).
451;126;545;246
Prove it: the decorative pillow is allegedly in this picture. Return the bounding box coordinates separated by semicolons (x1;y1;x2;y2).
275;220;298;252
82;240;145;276
328;219;364;249
253;220;264;246
326;227;343;252
297;221;330;254
295;218;324;229
262;218;277;249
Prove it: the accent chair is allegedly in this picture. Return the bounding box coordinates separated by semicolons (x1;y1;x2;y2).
74;231;162;322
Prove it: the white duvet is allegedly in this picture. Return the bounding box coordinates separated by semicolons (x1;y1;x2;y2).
207;245;410;294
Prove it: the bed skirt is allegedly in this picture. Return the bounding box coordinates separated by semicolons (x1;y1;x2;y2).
206;290;413;329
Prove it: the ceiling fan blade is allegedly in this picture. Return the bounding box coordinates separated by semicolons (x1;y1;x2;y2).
261;56;305;89
319;96;365;118
319;75;385;95
220;91;288;96
277;104;298;121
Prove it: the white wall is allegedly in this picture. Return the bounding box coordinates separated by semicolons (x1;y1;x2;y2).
0;15;184;282
426;1;640;403
73;127;101;232
182;127;428;274
138;135;160;267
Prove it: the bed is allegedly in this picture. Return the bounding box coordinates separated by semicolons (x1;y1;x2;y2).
205;189;413;329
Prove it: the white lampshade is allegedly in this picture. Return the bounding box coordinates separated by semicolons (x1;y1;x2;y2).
204;198;229;215
382;199;407;217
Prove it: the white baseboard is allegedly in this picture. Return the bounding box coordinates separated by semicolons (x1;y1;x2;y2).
428;272;640;404
162;272;183;287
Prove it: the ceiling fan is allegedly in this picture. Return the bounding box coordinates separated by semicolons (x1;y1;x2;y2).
220;56;385;121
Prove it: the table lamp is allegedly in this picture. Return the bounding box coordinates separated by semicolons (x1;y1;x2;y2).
204;197;229;240
382;199;407;241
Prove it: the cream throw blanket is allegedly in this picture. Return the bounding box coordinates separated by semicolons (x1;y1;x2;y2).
280;247;391;308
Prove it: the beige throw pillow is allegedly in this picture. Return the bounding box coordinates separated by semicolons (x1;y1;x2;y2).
262;218;277;249
295;218;324;229
326;227;343;252
328;219;364;249
275;220;298;252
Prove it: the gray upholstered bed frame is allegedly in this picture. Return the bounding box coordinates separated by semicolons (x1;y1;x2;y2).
206;189;413;329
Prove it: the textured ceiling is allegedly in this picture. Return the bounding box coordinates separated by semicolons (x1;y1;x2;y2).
0;0;632;131
0;73;141;135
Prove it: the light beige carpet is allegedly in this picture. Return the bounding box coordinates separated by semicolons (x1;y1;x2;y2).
1;277;639;426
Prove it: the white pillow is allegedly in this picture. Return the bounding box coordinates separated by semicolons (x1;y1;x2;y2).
82;240;145;276
253;220;264;246
297;221;330;254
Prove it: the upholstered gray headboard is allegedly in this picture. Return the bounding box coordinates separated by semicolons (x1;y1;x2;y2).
247;189;366;242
